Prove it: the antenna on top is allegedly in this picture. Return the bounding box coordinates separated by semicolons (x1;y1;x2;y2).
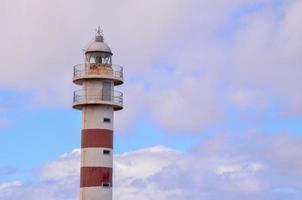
95;25;104;42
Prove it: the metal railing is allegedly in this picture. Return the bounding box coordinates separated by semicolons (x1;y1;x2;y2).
73;89;123;106
73;63;123;80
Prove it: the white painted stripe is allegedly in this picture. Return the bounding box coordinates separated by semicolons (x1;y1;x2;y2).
81;147;113;168
80;186;112;200
82;104;114;130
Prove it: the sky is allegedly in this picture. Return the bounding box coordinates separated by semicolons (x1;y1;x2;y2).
0;0;302;199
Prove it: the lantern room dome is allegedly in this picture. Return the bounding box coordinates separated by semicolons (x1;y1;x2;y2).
86;41;112;54
85;28;112;55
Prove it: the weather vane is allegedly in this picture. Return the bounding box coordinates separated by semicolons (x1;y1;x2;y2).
96;25;103;36
95;25;104;42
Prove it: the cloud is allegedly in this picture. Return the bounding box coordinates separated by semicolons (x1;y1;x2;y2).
147;76;225;133
0;149;80;200
0;0;301;133
0;181;23;198
225;0;302;117
0;166;17;176
1;132;302;200
39;149;80;181
114;146;179;184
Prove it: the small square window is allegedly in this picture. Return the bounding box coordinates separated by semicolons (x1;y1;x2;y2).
102;183;110;187
103;150;111;155
103;118;111;123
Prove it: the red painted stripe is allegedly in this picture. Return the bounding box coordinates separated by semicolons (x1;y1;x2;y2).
82;129;113;148
80;167;112;187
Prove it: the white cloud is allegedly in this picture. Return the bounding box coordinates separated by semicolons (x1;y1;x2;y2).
1;133;301;200
0;0;301;133
39;149;80;181
114;146;178;184
114;83;147;134
0;181;23;199
226;0;302;117
0;166;17;176
147;76;225;133
0;181;22;190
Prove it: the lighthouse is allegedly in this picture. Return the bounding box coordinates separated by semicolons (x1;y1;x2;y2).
72;28;123;200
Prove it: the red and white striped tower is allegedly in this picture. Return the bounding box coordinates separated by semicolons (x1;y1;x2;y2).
72;28;123;200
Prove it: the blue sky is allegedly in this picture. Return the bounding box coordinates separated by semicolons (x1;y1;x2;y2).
1;0;302;199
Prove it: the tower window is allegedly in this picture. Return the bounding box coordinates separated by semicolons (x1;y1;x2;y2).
103;118;111;123
102;183;111;187
103;150;111;155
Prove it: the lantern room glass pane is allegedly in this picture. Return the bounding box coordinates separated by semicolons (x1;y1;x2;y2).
86;52;112;66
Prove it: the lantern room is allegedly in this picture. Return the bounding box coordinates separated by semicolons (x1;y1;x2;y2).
85;29;113;66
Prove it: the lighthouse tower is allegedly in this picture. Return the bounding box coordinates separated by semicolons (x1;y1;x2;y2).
72;28;123;200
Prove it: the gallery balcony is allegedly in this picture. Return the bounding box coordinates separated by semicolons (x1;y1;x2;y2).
72;89;123;111
73;63;123;86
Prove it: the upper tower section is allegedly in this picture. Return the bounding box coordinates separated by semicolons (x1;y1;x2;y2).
73;28;123;86
72;28;123;111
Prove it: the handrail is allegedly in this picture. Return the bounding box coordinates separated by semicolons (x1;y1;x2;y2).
73;63;123;80
73;89;123;106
